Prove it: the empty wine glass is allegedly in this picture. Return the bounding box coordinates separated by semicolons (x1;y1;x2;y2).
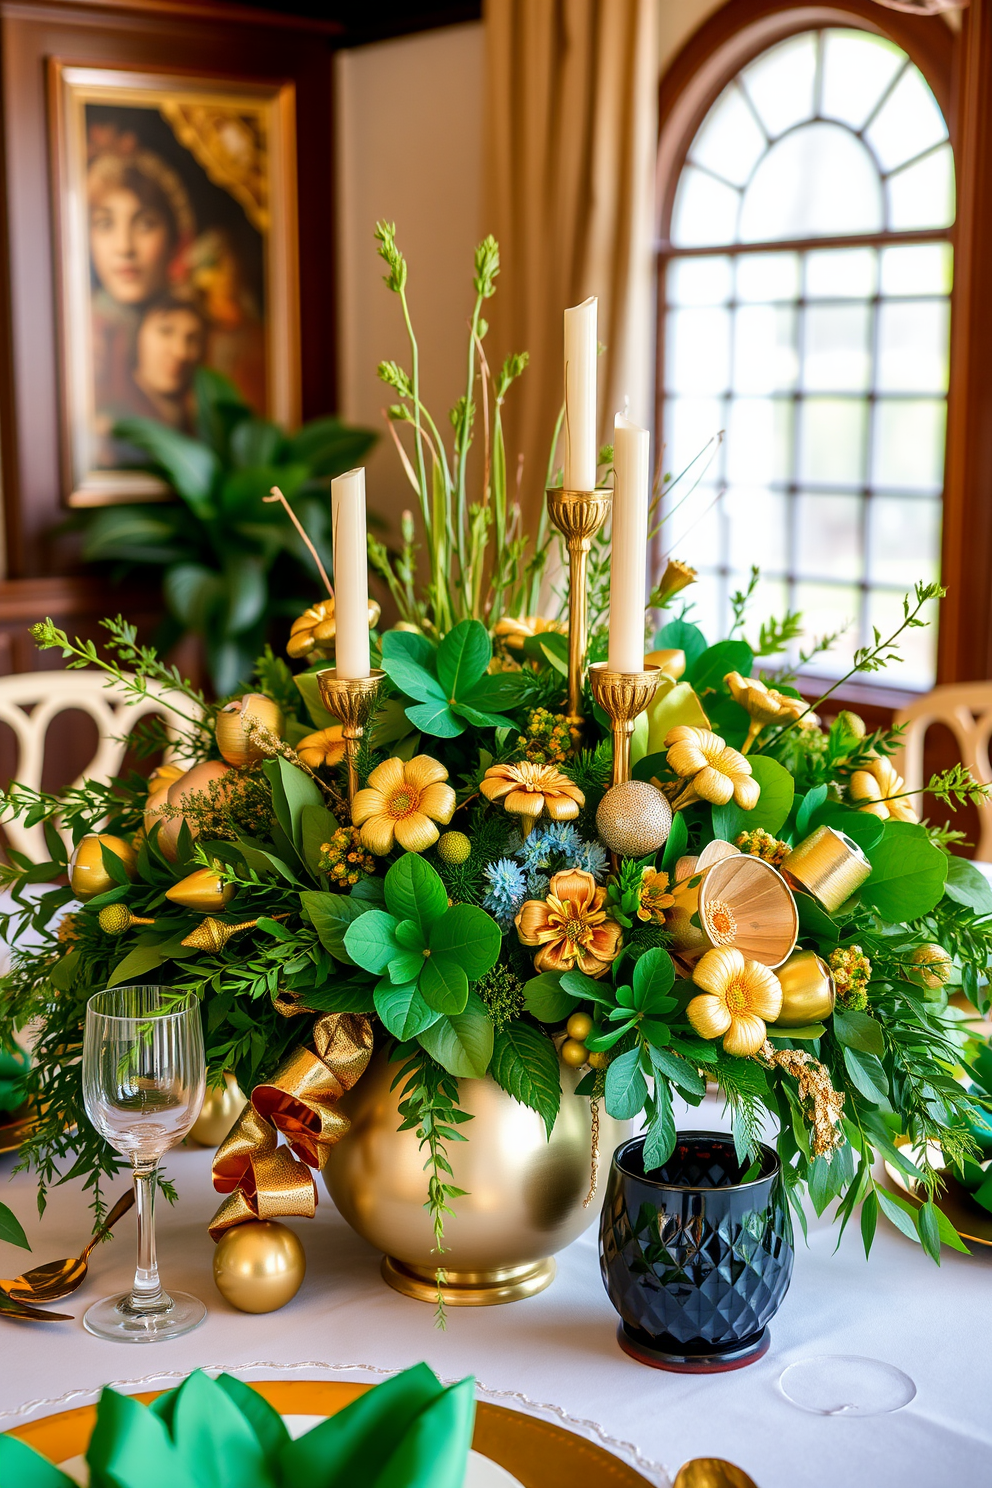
82;986;206;1342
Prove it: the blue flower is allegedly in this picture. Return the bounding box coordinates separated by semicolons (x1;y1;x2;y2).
525;870;550;898
482;858;527;927
575;839;609;881
516;822;580;870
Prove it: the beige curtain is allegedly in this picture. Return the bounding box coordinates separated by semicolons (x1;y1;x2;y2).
484;0;658;530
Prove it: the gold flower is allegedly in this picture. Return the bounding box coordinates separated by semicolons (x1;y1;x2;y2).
480;761;584;826
664;726;760;812
351;755;456;855
687;946;783;1056
494;615;566;654
296;725;347;770
286;598;381;662
849;755;917;823
653;559;697;607
638;867;676;923
515;869;622;978
724;671;807;753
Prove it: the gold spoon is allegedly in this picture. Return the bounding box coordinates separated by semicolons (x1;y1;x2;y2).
0;1188;134;1304
674;1461;759;1488
0;1289;72;1322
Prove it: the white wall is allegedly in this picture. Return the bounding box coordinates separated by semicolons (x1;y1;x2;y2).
334;23;485;538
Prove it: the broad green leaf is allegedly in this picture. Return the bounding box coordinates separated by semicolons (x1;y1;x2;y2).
387;949;427;985
661;810;688;873
418;991;494;1078
394;918;427;951
876;1187;921;1245
342;909;402;973
489;1021;561;1137
436;618;491;699
795;892;841;942
229;416;283;469
419;955;470;1015
235;834;298;883
604;1047;648;1121
108;945;164;986
381;655;447;705
809;802;885;852
796;784;829;837
374;980;440;1040
380;629;437;669
112;417;219;511
300;803;341;876
0;1199;30;1250
428;903;501;979
631;947;676;1012
270;756;323;851
932;1204;971;1254
522;973;578;1023
293;670;338;730
558;969;619;1005
301;891;374;965
384;854;448;931
689;639;754;694
406;699;464;737
943;854;992;915
642;1084;677;1170
164;563;226;632
713;754;794;841
862;821;948;921
832;1007;884;1056
286;414;376;477
653;618;707;671
647;1043;706;1097
452;701;518;732
843;1046;889;1104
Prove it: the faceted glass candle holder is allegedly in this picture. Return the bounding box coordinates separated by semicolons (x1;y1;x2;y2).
600;1131;794;1372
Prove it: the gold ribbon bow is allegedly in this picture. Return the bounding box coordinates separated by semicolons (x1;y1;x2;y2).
208;1010;372;1240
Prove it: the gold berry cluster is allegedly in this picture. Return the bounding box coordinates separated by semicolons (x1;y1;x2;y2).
518;707;573;765
828;944;872;1010
735;827;790;868
318;828;376;886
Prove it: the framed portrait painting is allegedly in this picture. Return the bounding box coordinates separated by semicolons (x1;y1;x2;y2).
49;62;301;506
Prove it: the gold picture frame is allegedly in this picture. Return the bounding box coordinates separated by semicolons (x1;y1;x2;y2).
49;61;300;507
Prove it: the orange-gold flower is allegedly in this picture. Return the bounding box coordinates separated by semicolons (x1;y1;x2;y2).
480;761;584;825
351;755;456;855
296;725;347;771
515;869;622;979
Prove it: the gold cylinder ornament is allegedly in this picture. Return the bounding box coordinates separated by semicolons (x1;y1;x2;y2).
189;1072;248;1147
315;668;385;804
782;825;871;913
771;949;836;1027
545;487;612;724
587;663;662;787
212;1219;305;1313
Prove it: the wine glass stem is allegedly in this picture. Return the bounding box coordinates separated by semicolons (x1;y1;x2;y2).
129;1164;166;1313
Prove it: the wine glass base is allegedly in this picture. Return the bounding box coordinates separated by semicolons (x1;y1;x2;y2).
83;1290;206;1343
779;1354;917;1416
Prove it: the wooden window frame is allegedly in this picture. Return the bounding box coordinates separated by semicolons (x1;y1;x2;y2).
656;0;992;706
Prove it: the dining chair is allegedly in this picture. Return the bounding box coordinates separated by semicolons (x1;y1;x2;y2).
892;682;992;861
0;670;187;862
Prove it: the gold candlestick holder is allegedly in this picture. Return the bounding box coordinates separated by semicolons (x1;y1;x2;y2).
588;663;661;787
545;486;612;724
315;668;385;805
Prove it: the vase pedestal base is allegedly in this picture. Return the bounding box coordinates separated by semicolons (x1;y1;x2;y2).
381;1255;556;1306
616;1322;770;1373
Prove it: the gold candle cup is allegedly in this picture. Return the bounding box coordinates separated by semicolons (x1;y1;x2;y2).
315;668;385;805
545;486;612;724
771;949;836;1027
782;825;871;913
587;663;662;787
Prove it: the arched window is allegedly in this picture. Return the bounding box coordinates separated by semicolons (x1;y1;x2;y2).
659;26;953;690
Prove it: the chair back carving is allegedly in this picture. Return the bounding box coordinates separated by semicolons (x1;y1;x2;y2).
893;683;992;862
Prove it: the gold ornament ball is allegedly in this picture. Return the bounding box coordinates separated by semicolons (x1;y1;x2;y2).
213;1221;305;1313
596;780;673;858
587;1050;610;1070
189;1072;247;1147
560;1038;588;1068
566;1011;593;1041
215;694;285;767
437;831;471;865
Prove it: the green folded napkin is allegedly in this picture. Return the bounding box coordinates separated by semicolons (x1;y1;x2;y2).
0;1047;29;1115
0;1363;476;1488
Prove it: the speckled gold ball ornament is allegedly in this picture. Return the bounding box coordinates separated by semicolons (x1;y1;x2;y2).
437;830;471;865
595;779;672;858
189;1072;247;1147
212;1220;305;1313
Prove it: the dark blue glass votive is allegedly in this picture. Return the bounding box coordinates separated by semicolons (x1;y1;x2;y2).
600;1131;794;1372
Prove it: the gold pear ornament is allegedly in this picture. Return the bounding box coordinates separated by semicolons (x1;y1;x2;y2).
68;835;137;899
144;760;233;862
215;694;285;768
166;867;236;912
188;1072;247;1147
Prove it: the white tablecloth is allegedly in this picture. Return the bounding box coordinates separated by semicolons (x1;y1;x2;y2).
2;1118;990;1488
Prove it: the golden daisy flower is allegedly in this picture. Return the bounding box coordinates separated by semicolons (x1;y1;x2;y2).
849;755;918;823
351;755;456;855
296;725;347;770
494;615;566;654
653;558;697;607
515;869;622;978
286;598;381;661
637;867;676;923
724;671;807;753
687;946;783;1057
480;761;584;827
664;726;760;813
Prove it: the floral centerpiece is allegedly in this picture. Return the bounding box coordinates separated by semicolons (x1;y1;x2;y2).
2;227;991;1324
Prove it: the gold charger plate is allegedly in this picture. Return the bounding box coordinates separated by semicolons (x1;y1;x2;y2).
883;1160;992;1248
6;1378;655;1488
0;1104;39;1157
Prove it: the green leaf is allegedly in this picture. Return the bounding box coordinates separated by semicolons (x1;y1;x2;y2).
713;754;794;841
653;618;707;671
642;1083;677;1170
452;701;518;732
221;554;267;636
300;803;340;876
522;973;578;1023
490;1021;561;1137
796;784;829;837
843;1046;889;1104
301;890;373;965
287;414;376;477
660;810;688;873
862;821;948;920
876;1187;921;1245
394;918;427;951
943;854;992;915
832;1007;884;1056
406;699;464;737
604;1047;648;1120
0;1199;30;1250
342;909;402;973
294;670;338;730
381;629;437;670
387;948;427;984
428;903;501;980
917;1198;943;1263
112;417;219;512
808;802;885;852
384;854;448;931
631;947;676;1012
268;756;323;852
419;956;470;1015
107;944;164;987
795;892;841;942
381;655;446;705
436;618;491;699
235;834;298;883
558;969;619;1006
644;682;712;756
374;980;440;1040
164;564;226;633
689;638;754;694
229;417;283;469
860;1190;878;1255
418;991;494;1078
647;1043;706;1097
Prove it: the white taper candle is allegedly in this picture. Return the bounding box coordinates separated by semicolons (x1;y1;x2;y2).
608;414;649;673
331;467;371;680
563;296;598;492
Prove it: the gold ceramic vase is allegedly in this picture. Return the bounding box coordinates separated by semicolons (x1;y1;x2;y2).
324;1048;628;1306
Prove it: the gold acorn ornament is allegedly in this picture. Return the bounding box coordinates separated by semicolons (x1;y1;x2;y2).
97;905;156;936
145;760;233;863
215;694;285;768
180;917;262;951
166;867;236;912
212;1220;305;1313
595;779;672;857
68;834;137;899
771;949;836;1027
188;1072;247;1147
